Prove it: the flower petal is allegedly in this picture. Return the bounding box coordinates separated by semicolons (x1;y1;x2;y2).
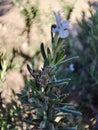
61;20;70;29
54;11;62;25
59;30;69;38
53;11;69;38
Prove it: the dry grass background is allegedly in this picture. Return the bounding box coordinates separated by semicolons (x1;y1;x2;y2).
0;0;93;51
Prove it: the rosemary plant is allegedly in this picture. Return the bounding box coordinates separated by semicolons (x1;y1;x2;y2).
20;11;81;130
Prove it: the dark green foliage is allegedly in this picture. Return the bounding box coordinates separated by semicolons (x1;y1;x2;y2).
66;2;98;128
20;13;81;130
0;52;23;130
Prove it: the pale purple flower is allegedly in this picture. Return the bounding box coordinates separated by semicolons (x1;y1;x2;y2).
52;11;69;38
69;63;75;72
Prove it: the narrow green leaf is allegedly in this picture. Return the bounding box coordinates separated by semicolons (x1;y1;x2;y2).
40;120;46;128
42;102;48;110
55;54;66;65
40;43;47;60
28;97;36;103
47;47;52;63
56;56;79;66
55;113;70;117
27;64;34;77
46;93;58;99
59;103;75;107
48;79;71;86
59;126;77;130
55;38;65;53
58;94;69;100
60;108;82;115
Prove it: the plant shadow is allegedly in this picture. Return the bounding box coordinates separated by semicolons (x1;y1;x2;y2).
0;0;13;16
